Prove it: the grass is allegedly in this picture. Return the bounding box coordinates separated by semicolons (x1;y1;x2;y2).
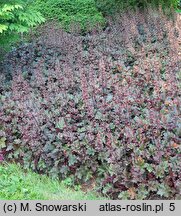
0;163;106;200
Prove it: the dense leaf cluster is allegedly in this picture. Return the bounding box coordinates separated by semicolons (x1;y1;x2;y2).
0;9;180;199
0;0;45;34
33;0;105;32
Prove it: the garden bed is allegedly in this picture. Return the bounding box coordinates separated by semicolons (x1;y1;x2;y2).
0;9;180;200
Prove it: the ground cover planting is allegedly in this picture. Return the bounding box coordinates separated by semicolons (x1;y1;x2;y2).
0;2;180;200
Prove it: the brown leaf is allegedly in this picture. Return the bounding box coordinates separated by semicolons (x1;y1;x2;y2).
128;187;136;200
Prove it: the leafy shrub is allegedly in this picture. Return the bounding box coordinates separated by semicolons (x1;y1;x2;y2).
32;0;105;33
0;0;45;60
0;0;45;34
0;9;180;199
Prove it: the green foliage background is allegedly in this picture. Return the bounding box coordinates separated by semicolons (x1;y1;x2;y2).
33;0;105;32
0;0;45;58
95;0;179;15
0;0;45;34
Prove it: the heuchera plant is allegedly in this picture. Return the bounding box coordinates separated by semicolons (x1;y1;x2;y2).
0;9;180;199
